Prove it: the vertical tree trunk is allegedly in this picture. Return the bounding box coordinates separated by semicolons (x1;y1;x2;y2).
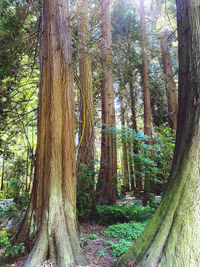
121;107;130;192
127;138;135;192
160;30;178;130
77;0;94;173
140;0;154;204
129;81;143;191
1;155;5;191
116;0;200;265
15;1;87;266
96;0;118;205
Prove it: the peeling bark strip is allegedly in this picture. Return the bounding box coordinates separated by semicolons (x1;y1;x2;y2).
96;0;118;205
15;0;88;266
116;0;200;266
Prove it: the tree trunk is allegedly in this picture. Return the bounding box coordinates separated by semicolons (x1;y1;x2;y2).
121;107;129;192
140;0;154;204
15;1;87;266
129;81;143;191
96;0;117;205
1;155;5;191
116;0;200;265
160;31;178;130
77;0;94;173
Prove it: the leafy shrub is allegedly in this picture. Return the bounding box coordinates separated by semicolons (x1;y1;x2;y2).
0;230;24;258
13;192;30;210
105;240;132;257
102;221;148;241
76;163;97;220
96;203;155;225
88;233;98;240
0;202;19;226
99;250;105;256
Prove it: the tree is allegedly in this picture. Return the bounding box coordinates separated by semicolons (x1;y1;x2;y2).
160;29;178;130
140;0;154;204
116;0;200;265
15;0;87;266
96;0;118;205
77;0;95;173
120;103;130;192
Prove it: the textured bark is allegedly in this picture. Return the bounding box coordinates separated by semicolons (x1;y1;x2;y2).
160;31;178;130
96;0;117;205
77;0;94;173
15;1;87;266
116;0;200;265
129;81;143;191
140;0;154;204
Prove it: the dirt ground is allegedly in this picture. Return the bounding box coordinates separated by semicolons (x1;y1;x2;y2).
10;223;117;267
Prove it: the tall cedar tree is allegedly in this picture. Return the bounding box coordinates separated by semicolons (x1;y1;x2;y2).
15;0;87;266
129;80;143;191
96;0;118;204
156;0;178;130
120;105;130;192
160;30;178;130
116;0;200;265
77;0;95;173
140;0;154;204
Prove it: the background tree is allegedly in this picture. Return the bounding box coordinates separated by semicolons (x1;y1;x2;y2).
96;0;118;205
116;0;200;265
140;0;154;205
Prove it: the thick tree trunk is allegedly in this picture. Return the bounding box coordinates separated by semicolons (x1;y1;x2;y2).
129;81;143;191
140;0;154;204
77;0;94;173
160;31;178;130
96;0;117;205
116;1;200;266
15;1;87;266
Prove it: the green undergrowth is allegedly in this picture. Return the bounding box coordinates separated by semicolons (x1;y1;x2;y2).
105;240;133;257
95;203;155;225
0;230;24;259
102;221;149;240
100;212;151;258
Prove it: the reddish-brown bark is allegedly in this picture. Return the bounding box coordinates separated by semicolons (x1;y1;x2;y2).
15;1;87;266
96;0;117;205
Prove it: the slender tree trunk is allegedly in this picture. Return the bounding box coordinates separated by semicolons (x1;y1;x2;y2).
160;31;178;130
96;0;117;205
15;1;87;266
129;81;143;191
27;154;35;193
1;156;5;191
116;1;200;265
121;107;129;192
25;149;29;192
77;0;94;173
127;139;135;192
140;0;154;204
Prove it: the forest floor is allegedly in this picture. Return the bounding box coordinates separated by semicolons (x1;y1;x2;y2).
9;194;140;267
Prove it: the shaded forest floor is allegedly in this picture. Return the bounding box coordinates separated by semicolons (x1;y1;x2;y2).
8;193;154;267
